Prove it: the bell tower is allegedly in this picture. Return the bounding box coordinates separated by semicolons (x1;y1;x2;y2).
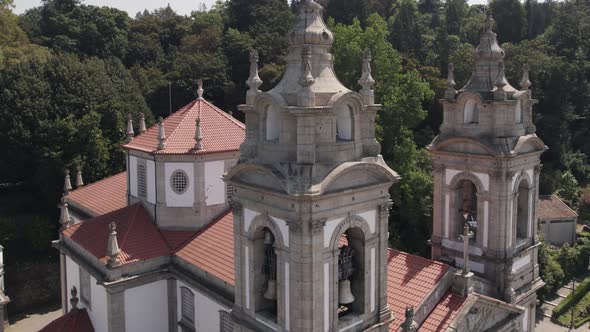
429;15;545;331
226;1;399;331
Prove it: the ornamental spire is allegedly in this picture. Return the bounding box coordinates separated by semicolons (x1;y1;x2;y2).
519;64;532;90
70;286;79;313
107;222;121;268
139;113;147;133
63;169;72;193
75;165;84;187
157;117;166;150
358;49;375;105
445;63;457;100
246;50;263;104
197;79;204;100
60;194;72;230
494;61;508;100
126;114;134;143
297;45;315;107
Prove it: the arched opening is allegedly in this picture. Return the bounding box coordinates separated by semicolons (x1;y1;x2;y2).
265;105;280;141
516;179;530;240
253;227;277;322
463;99;478;124
515;99;522;124
337;228;365;318
455;179;478;242
336;104;353;140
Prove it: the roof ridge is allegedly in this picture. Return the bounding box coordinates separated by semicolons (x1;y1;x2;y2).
202;99;245;129
69;171;125;194
389;248;448;268
119;203;140;250
164;100;198;145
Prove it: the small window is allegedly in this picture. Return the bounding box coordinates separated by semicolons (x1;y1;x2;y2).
336;104;353;140
180;287;195;329
137;164;147;198
171;170;189;194
515;99;522;123
79;267;91;306
226;184;234;200
265;105;280;141
464;99;478;124
219;311;233;332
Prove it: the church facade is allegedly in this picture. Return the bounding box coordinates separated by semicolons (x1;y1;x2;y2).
43;2;543;331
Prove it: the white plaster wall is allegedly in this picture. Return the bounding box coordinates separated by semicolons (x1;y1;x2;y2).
523;307;529;332
284;263;290;331
245;245;250;310
65;256;107;332
512;254;531;273
445;168;489;191
323;263;330;332
129;156;138;197
244;208;257;232
272;216;289;247
370;247;375;312
205;160;225;206
165;163;194;207
324;217;344;248
125;280;168;332
444;193;450;238
454;257;485;274
146;159;156;204
483;201;489;248
358;209;376;234
177;280;228;332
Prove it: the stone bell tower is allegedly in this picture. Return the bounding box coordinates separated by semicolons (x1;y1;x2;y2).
429;15;545;331
226;1;399;331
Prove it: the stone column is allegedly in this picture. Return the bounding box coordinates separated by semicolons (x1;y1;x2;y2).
107;288;125;332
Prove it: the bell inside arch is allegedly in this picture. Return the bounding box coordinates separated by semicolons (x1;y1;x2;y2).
339;279;355;304
264;279;277;300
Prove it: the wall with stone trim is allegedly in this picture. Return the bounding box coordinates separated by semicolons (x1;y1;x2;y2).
124;279;168;332
176;280;229;332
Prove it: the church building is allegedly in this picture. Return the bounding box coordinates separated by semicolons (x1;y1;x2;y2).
42;2;543;331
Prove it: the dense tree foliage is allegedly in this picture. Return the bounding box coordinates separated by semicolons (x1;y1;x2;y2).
2;0;590;258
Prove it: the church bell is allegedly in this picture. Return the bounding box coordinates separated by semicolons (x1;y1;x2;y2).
264;279;277;300
338;279;355;304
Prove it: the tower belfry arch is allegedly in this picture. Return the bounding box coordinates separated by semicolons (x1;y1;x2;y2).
226;0;399;330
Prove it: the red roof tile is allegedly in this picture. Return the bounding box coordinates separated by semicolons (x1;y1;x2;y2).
123;99;245;155
175;210;235;285
419;291;467;332
40;308;94;332
63;204;171;265
161;229;198;251
68;172;127;217
538;195;578;220
387;250;449;330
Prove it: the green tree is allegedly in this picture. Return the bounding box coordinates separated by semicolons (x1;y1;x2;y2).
489;0;527;43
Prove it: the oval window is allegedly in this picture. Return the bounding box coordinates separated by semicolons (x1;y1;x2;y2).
171;170;189;194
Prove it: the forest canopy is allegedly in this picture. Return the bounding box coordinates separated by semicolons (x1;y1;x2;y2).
1;0;590;256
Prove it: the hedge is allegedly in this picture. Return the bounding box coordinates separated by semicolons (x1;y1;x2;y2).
553;276;590;327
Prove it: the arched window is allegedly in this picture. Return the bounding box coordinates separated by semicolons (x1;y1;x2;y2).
455;180;478;241
515;99;522;124
336;104;353;140
137;164;147;199
337;228;365;318
180;287;195;331
464;99;478;124
254;227;277;322
516;179;530;240
265;105;280;141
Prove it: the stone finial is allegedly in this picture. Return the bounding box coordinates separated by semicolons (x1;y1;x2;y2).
246;50;263;104
126;114;134;143
494;61;508;100
70;286;79;313
139;113;147;133
520;64;532;90
157;117;166;150
64;169;72;193
107;222;121;268
194;117;203;150
297;45;315;107
484;12;494;33
458;223;475;274
60;194;72;230
197;79;204;100
358;49;375;105
445;63;457;100
75;165;84;187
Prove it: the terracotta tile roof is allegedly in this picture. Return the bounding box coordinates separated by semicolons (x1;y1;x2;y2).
175;210;235;285
68;172;127;217
387;249;449;330
63;204;171;265
123;99;245;155
161;229;198;251
538;195;578;220
40;308;94;332
419;291;467;332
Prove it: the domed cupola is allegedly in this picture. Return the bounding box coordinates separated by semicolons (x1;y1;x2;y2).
287;0;334;47
461;14;516;97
